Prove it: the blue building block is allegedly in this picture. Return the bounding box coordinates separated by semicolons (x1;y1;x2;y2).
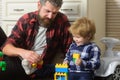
55;68;68;73
57;76;65;80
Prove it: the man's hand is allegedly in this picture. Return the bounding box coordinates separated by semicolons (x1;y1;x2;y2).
19;49;41;63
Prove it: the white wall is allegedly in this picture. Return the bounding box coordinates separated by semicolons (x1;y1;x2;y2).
0;0;1;26
87;0;106;54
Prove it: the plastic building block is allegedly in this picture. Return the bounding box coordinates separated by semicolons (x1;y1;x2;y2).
55;67;68;73
22;59;43;75
0;52;3;61
55;64;68;68
55;64;68;73
58;76;65;80
32;60;43;69
73;53;80;63
0;61;6;71
0;52;3;57
54;73;67;80
0;52;7;71
54;63;68;80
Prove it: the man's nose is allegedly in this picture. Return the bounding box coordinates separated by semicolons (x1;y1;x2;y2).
48;13;53;19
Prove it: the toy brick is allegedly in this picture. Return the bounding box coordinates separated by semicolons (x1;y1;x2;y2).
54;63;68;80
31;60;43;69
54;72;67;80
55;68;68;73
0;52;3;57
55;64;68;68
73;53;80;59
0;61;6;71
0;52;3;61
73;53;80;63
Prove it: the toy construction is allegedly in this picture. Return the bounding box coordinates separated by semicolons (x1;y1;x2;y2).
54;53;80;80
54;64;68;80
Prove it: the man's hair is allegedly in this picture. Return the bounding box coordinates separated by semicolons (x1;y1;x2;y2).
40;0;63;7
69;17;96;41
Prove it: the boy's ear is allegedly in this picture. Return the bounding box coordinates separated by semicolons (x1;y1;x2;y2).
87;34;92;40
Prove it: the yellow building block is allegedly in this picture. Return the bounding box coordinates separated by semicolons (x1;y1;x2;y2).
31;60;43;68
73;53;80;59
55;64;68;68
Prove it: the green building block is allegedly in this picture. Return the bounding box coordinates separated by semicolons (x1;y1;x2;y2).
0;61;6;71
0;51;3;57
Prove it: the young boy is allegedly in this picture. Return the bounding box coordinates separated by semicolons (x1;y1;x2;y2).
63;17;101;80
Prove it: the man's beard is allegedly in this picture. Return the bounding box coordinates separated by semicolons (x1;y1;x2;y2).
38;15;53;28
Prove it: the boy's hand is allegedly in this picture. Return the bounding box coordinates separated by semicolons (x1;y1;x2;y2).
75;58;82;66
63;60;68;64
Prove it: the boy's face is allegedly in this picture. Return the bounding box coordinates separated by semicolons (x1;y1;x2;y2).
73;34;88;46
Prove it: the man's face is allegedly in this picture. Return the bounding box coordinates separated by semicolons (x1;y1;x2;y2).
38;1;60;27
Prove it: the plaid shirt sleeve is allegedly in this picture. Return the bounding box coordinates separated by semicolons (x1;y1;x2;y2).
2;11;39;50
82;45;101;70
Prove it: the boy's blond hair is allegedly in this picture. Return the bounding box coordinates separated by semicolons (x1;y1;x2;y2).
69;17;96;41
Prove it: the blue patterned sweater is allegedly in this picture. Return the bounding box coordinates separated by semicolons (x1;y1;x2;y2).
64;42;101;73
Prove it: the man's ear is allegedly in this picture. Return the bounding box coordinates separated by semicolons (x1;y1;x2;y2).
38;1;42;9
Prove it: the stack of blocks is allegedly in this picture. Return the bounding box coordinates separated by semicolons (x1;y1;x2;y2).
54;64;68;80
0;51;6;71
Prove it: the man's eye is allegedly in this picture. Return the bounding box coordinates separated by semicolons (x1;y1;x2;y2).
46;10;50;13
53;12;57;15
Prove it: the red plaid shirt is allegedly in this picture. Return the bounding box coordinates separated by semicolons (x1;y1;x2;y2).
3;11;72;64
